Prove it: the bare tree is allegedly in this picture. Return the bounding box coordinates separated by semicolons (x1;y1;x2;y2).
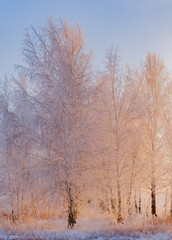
140;52;168;217
21;19;93;227
101;47;139;222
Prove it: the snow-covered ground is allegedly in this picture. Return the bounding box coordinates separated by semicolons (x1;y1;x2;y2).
0;229;171;240
0;206;172;239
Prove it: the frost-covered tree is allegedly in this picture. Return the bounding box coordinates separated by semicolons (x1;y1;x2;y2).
140;53;168;217
1;18;172;227
21;19;93;227
99;48;140;222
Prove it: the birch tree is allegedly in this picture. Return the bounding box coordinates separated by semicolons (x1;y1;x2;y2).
21;19;93;227
103;48;139;222
140;52;168;217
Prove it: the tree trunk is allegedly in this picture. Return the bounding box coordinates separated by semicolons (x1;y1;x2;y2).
164;189;168;218
170;186;172;218
151;182;157;216
9;174;15;223
117;179;122;223
115;127;123;223
139;188;141;214
67;185;77;228
151;148;157;217
17;187;21;221
135;191;138;214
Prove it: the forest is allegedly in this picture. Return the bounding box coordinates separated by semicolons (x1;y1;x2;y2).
0;19;172;231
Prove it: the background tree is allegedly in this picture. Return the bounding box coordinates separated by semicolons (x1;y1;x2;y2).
140;52;168;217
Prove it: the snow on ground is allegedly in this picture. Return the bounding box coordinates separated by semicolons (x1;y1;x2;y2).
0;229;171;240
0;205;172;239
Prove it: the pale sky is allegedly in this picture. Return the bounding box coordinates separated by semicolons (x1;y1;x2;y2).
1;0;172;77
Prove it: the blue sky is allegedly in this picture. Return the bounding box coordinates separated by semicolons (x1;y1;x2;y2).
1;0;172;78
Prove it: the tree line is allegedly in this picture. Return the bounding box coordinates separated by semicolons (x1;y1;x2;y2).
0;19;172;227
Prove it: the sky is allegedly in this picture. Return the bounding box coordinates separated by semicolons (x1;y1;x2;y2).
1;0;172;78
